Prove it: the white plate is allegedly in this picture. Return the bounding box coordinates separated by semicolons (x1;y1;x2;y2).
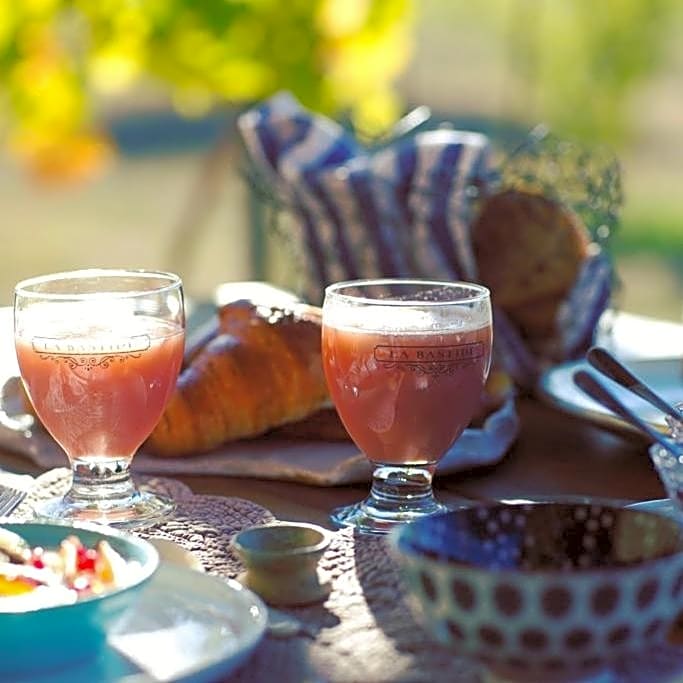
15;563;268;683
537;357;683;439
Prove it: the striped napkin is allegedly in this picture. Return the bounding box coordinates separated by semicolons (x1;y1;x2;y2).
238;92;614;387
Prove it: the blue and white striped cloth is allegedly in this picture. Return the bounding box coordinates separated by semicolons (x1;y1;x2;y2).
238;92;613;386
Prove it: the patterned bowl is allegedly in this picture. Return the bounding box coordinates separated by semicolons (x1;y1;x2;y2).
391;502;683;683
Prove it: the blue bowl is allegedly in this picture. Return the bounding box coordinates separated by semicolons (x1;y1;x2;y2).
0;520;159;675
391;503;683;683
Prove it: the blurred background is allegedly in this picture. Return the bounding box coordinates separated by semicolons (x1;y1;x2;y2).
0;0;681;321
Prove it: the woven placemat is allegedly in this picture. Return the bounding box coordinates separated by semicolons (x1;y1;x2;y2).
8;469;683;682
11;467;275;577
236;529;683;683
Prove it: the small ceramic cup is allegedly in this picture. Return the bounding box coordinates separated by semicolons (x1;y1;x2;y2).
232;522;332;607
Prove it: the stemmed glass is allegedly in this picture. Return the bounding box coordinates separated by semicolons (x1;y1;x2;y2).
14;269;185;529
322;279;492;534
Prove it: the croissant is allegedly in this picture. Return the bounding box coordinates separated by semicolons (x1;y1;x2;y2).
145;298;329;456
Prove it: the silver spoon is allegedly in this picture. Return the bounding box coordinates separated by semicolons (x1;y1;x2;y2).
586;346;682;424
573;370;683;458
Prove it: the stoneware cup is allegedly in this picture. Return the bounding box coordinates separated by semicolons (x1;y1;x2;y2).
232;522;332;607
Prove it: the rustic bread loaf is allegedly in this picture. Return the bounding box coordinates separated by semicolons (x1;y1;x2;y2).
471;189;590;343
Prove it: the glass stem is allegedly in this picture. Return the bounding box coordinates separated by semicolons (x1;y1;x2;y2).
368;464;440;514
65;457;138;508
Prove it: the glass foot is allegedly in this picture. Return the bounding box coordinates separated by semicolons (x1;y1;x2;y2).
34;457;176;529
331;498;449;535
34;490;175;530
331;464;449;535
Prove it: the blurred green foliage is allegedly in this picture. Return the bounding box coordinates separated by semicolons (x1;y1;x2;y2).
1;0;681;187
427;0;681;146
498;0;680;144
0;0;413;181
619;204;683;257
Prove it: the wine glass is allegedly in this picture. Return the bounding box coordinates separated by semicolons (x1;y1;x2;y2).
322;279;492;535
14;269;185;529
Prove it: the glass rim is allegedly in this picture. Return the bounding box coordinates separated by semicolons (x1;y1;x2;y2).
324;278;490;306
14;268;183;300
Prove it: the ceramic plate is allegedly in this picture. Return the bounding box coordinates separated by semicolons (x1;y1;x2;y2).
14;563;268;683
627;498;679;521
537;357;683;439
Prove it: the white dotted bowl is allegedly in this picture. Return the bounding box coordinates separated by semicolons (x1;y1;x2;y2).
649;442;683;512
390;503;683;683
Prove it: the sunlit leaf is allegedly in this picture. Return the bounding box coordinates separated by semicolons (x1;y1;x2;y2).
352;88;402;139
89;53;141;92
317;0;370;37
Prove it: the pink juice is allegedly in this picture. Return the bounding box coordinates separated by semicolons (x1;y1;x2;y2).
323;324;492;466
16;320;184;460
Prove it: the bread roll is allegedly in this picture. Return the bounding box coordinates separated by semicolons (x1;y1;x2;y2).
471;189;589;343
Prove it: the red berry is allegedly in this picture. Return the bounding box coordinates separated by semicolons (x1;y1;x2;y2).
31;548;45;569
77;548;98;572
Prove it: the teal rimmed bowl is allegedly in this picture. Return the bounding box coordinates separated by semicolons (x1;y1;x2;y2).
0;520;158;675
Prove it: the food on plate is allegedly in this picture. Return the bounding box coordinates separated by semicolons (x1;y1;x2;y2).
471;189;590;348
0;527;137;611
145;298;329;456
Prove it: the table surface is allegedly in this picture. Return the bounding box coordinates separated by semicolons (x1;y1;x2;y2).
0;377;677;683
2;301;682;682
0;396;666;527
1;302;677;522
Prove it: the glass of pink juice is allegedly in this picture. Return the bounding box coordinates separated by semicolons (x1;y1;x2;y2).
322;279;492;534
14;269;185;529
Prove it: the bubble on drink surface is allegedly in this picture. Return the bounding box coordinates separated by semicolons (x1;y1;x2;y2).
393;284;480;303
324;299;491;334
18;303;180;341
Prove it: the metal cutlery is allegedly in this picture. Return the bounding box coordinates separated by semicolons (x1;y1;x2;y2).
586;346;682;424
573;369;683;458
0;485;27;516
